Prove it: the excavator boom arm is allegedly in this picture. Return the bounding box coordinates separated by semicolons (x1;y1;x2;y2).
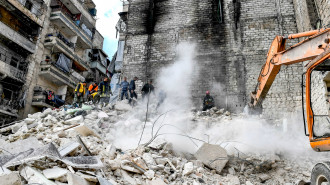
250;28;330;108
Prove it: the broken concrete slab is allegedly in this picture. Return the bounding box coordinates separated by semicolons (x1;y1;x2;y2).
2;137;43;155
120;170;137;185
146;178;167;185
98;112;109;119
149;138;167;150
43;167;68;181
67;172;94;185
97;176;117;185
64;115;84;125
195;143;228;173
75;171;98;182
74;124;101;138
183;162;194;176
121;160;142;174
58;142;81;157
61;156;104;169
3;143;61;168
20;166;57;185
24;118;36;124
0;171;22;185
142;153;156;166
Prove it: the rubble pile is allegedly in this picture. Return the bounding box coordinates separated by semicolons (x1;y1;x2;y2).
0;102;315;184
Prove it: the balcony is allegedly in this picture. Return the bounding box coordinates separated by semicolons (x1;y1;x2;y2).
39;63;76;89
90;61;106;74
44;34;88;70
0;48;27;83
0;21;36;53
7;0;44;26
49;8;94;49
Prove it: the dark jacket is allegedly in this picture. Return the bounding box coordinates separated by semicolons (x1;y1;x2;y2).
203;95;214;106
121;81;129;91
141;83;154;94
129;80;136;91
98;81;111;95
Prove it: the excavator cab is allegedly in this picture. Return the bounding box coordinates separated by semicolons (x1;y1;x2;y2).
304;54;330;152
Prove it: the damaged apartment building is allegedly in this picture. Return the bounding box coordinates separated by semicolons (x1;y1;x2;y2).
0;0;107;127
120;0;330;118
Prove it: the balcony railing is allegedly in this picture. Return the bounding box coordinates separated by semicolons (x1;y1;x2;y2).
0;47;27;82
16;0;43;17
51;6;94;40
45;33;75;49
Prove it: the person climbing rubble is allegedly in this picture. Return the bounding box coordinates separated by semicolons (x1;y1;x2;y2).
141;79;155;100
129;77;138;104
203;91;214;111
87;82;98;102
95;77;112;104
120;76;129;100
73;81;86;107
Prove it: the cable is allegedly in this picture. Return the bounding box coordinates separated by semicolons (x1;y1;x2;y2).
138;88;151;146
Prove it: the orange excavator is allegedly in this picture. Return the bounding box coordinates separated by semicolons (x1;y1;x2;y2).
249;28;330;185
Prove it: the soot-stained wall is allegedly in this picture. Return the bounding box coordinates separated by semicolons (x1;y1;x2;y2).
122;0;325;118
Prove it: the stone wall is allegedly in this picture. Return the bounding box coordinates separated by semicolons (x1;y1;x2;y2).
122;0;303;118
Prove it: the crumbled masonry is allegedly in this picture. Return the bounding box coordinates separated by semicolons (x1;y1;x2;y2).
0;101;319;184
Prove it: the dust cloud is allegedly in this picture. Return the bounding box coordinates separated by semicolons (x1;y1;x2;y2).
109;42;323;163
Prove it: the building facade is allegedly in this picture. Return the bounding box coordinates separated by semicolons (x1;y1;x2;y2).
121;0;329;118
0;0;105;127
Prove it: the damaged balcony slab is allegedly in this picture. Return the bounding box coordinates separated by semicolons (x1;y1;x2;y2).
38;64;76;89
0;21;36;53
44;36;89;70
50;11;93;49
0;60;26;83
7;0;44;26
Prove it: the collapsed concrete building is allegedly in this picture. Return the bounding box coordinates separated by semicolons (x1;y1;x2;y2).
0;0;108;127
119;0;330;118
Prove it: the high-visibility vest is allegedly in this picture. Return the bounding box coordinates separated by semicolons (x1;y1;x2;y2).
75;83;85;95
88;84;98;92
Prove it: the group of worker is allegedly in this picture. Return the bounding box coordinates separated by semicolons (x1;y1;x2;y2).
74;76;215;111
73;77;112;107
120;77;155;103
73;76;156;107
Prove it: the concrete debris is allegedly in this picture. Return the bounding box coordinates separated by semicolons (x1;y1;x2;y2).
67;173;93;185
183;162;194;176
43;167;68;182
0;172;22;185
195;143;228;173
74;124;101;138
20;166;57;185
0;101;316;184
59;142;81;157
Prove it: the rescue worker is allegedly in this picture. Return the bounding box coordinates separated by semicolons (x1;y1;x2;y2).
87;82;98;102
129;77;138;104
203;91;214;111
96;77;112;104
141;80;155;99
73;81;87;107
120;77;129;100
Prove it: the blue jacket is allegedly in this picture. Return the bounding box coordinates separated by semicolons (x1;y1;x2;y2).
129;80;136;91
121;81;129;91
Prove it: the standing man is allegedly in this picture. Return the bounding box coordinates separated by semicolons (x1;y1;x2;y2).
96;77;112;104
120;77;129;100
73;81;87;107
203;91;214;111
141;80;154;99
129;77;138;104
87;82;98;102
